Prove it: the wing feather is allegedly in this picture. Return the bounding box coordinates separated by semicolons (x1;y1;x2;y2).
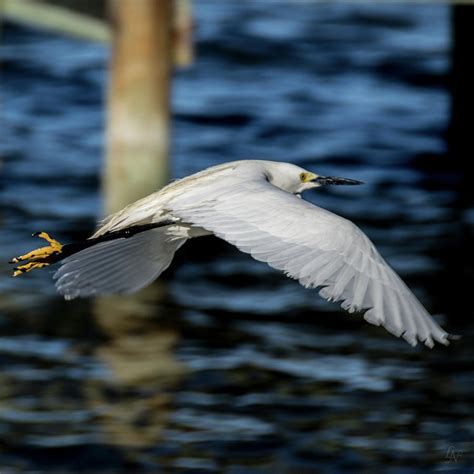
168;176;449;347
54;228;186;300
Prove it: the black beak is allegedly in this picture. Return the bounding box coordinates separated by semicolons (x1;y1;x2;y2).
315;176;364;186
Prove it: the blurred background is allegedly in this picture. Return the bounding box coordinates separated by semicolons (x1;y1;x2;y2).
0;1;473;472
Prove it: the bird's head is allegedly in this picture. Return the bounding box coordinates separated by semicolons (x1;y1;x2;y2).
263;162;363;195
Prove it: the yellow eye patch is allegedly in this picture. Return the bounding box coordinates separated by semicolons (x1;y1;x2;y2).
300;172;317;183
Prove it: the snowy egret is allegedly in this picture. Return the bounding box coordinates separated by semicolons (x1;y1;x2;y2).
10;160;451;347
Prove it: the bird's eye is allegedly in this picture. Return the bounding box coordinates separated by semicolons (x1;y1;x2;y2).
300;172;309;182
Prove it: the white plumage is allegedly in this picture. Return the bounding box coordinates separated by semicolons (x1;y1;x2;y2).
52;160;450;347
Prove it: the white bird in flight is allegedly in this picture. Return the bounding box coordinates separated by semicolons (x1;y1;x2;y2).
10;160;451;348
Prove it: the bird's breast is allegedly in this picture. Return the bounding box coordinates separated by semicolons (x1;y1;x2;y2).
166;224;211;240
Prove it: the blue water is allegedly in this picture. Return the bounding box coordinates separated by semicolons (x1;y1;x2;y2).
0;2;472;472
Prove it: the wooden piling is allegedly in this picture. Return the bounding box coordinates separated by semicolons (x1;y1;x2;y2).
0;0;110;42
173;0;193;67
105;0;173;215
1;0;193;216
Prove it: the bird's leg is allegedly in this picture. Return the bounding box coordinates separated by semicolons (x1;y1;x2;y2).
10;232;63;277
9;221;177;278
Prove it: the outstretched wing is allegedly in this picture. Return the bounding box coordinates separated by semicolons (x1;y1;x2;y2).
54;228;186;300
168;177;449;347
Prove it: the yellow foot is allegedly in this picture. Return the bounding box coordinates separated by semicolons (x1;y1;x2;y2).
13;261;51;277
10;232;63;277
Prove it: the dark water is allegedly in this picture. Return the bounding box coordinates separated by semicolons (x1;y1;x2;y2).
1;2;473;472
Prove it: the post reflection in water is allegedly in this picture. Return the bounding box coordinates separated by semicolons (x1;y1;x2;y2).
90;282;186;450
